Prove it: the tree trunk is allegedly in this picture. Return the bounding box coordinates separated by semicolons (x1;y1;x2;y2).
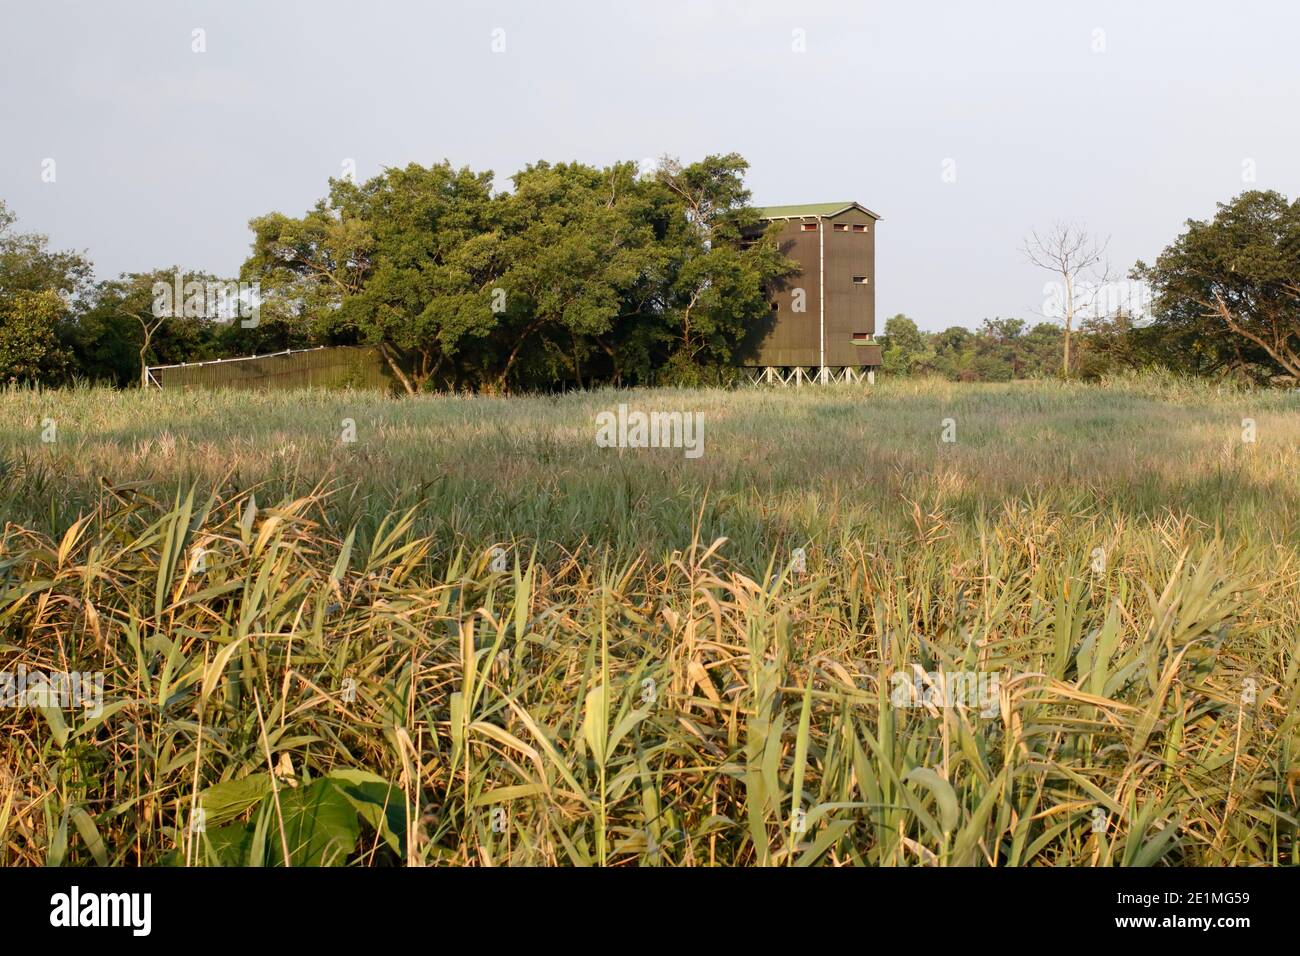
136;316;157;389
1213;294;1300;378
498;320;542;392
408;349;439;393
1062;278;1074;379
596;336;619;387
379;343;417;396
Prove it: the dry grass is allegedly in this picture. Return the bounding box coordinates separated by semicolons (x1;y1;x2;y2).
1;372;1298;865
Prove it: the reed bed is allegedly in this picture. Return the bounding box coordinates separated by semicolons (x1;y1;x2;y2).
1;373;1298;865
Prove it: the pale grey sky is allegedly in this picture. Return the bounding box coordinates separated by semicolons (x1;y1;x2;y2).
2;0;1296;331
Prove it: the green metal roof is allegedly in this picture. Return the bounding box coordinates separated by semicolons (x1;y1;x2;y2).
756;201;881;220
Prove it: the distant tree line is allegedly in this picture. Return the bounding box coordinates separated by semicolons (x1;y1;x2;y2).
0;155;792;392
885;190;1300;384
1;173;1297;389
876;310;1184;382
879;316;1067;381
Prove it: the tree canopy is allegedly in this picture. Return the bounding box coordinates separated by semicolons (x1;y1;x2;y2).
239;153;791;393
0;200;91;384
6;175;1299;391
1135;190;1300;381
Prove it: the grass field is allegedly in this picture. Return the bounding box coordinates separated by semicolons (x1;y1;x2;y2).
2;373;1299;865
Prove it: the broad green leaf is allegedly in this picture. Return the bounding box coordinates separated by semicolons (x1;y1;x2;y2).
199;773;273;827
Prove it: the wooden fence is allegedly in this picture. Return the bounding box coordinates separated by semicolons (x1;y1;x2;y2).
147;346;398;393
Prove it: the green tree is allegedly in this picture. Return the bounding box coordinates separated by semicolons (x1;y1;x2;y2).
340;163;500;393
62;286;140;385
933;326;976;380
1021;322;1064;377
0;201;93;304
1134;190;1300;380
245;163;499;394
492;161;655;390
974;317;1025;380
244;203;372;344
879;314;932;375
233;153;799;393
76;269;248;386
0;289;66;383
653;154;794;382
0;200;92;384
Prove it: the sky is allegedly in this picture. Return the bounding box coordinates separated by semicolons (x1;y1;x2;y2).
2;0;1297;332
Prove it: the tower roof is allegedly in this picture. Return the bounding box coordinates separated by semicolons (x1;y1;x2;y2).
755;201;881;220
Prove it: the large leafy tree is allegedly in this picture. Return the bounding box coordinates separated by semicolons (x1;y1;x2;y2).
243;203;373;342
236;153;794;393
0;201;93;384
0;290;67;383
334;163;500;393
491;160;662;390
653;154;794;382
245;163;499;394
932;326;977;380
1135;190;1300;380
0;201;93;303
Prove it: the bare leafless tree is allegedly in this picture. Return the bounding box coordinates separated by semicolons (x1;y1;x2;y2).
123;308;167;388
1023;222;1111;378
